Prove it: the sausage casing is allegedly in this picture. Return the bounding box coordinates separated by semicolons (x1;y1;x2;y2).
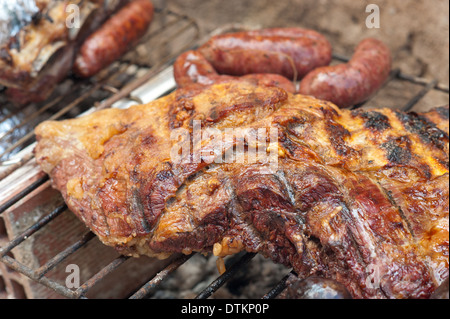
197;27;332;81
299;38;392;108
73;0;154;78
173;49;296;93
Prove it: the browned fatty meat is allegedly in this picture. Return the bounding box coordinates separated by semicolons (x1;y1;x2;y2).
34;82;449;299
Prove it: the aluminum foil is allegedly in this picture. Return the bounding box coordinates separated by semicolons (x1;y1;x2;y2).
0;0;40;45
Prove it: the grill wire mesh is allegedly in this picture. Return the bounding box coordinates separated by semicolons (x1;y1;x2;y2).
0;11;449;299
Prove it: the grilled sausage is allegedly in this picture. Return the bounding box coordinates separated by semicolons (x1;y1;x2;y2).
173;50;297;93
73;0;154;78
299;38;392;108
173;50;219;87
197;27;332;81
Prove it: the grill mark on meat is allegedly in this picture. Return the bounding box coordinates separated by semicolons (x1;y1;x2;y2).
0;48;13;65
281;131;323;164
287;164;389;297
227;186;266;254
381;136;413;165
352;110;392;132
396;111;449;152
322;106;357;158
232;167;307;268
435;157;449;170
326;122;353;157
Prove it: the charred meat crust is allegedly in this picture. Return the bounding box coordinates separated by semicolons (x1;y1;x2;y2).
352;110;392;132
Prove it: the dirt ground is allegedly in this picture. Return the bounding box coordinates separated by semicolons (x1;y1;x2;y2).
163;0;449;110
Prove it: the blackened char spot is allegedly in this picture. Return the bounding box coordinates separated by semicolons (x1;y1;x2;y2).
326;122;353;157
396;111;449;151
322;107;355;157
381;136;412;165
352;110;391;131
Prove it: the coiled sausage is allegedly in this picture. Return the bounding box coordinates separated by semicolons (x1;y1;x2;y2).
173;49;297;93
299;38;392;108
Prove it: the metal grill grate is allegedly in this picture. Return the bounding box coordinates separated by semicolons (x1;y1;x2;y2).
0;22;448;299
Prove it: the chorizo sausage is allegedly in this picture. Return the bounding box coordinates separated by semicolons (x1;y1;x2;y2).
173;50;296;93
298;38;392;108
173;50;219;87
73;0;154;78
197;27;332;81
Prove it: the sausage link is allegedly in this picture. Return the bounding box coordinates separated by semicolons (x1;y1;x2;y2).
173;50;219;87
73;0;154;78
299;38;392;108
173;50;296;93
197;27;332;81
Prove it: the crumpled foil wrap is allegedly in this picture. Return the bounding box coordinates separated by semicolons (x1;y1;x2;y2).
0;0;40;45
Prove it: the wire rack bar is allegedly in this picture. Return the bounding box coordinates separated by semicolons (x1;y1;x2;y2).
195;252;257;299
129;253;195;299
0;204;67;257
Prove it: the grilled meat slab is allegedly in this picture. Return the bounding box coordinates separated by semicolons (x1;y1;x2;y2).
34;82;449;298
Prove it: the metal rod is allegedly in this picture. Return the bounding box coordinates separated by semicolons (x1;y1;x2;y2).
0;9;199;166
94;28;199;111
0;94;66;143
75;255;130;298
129;253;194;299
0;80;102;159
331;53;350;63
0;175;49;215
261;271;295;299
397;72;449;93
139;9;190;45
154;17;199;49
0;254;79;299
35;232;95;279
0;152;34;181
0;104;28;126
0;8;202;300
402;79;440;111
0;204;67;257
195;252;256;299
